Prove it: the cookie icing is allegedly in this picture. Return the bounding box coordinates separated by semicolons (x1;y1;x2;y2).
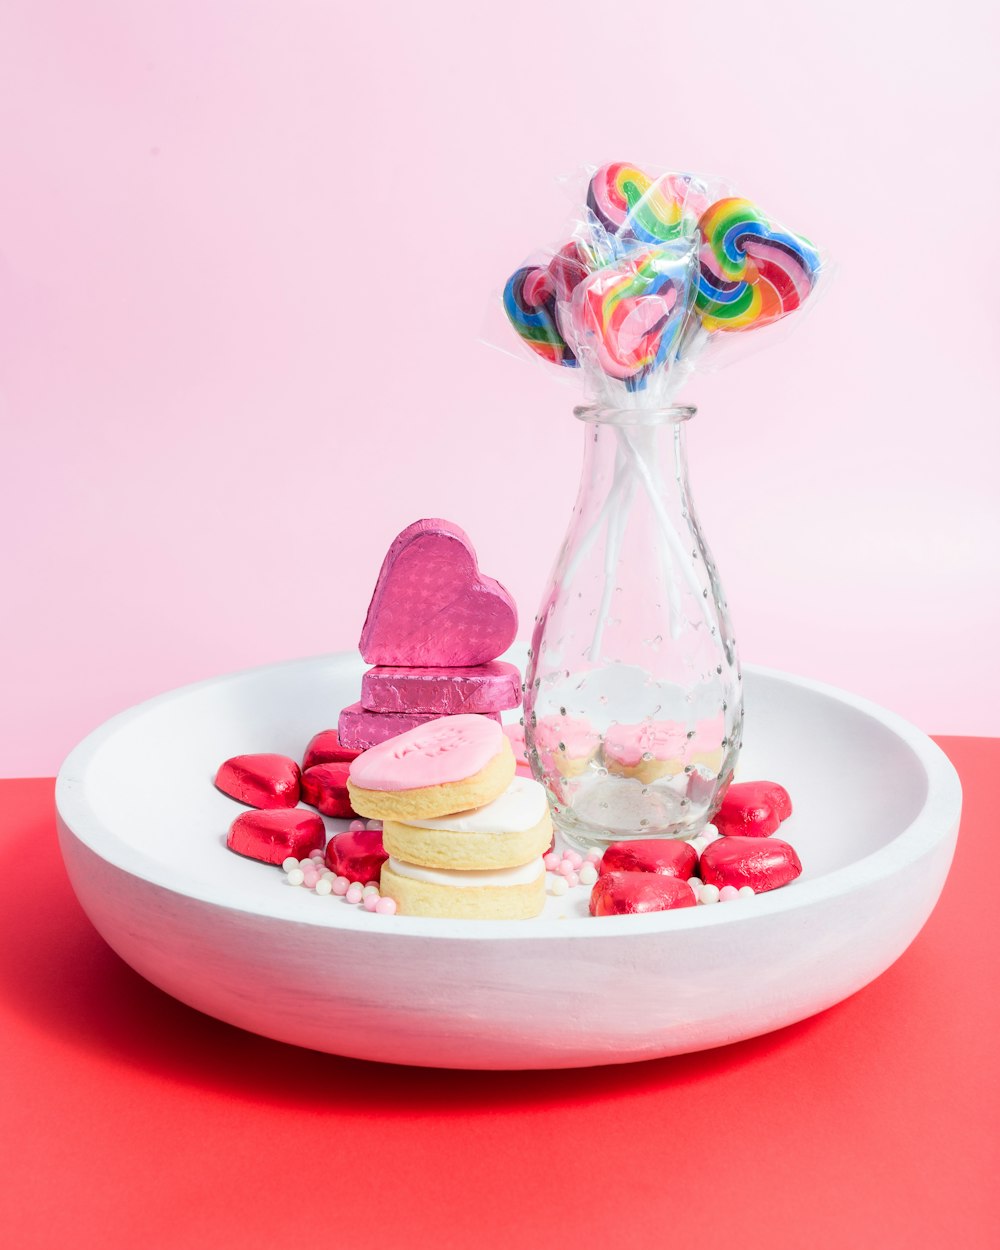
348;714;504;792
534;714;599;758
402;776;548;834
386;856;545;888
604;720;686;767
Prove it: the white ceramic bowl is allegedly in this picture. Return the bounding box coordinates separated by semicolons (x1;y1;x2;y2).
55;650;961;1069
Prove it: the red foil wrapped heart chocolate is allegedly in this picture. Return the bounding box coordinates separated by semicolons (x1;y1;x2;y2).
699;835;802;893
599;839;698;880
359;518;518;666
215;754;301;809
589;871;697;916
227;809;326;865
714;780;792;838
302;730;360;772
301;763;356;818
325;827;387;884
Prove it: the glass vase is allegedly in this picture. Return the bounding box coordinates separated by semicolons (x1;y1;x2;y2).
524;405;742;849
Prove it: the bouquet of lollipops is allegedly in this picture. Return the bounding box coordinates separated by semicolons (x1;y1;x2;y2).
503;162;824;406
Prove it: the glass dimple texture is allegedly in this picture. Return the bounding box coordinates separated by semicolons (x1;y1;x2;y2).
524;406;742;849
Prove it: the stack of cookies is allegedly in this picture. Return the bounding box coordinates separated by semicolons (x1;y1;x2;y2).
338;518;522;751
347;715;551;920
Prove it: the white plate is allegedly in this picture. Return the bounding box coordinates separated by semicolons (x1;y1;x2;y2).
55;649;961;1069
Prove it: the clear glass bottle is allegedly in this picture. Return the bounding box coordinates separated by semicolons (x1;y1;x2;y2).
524;405;742;849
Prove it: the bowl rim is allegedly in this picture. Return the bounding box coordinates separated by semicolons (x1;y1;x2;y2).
55;654;963;942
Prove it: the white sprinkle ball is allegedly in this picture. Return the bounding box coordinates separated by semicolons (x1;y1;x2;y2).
366;820;382;831
281;857;299;873
699;883;720;904
738;885;755;898
286;869;306;887
363;883;380;897
578;863;598;886
549;876;570;897
314;878;333;896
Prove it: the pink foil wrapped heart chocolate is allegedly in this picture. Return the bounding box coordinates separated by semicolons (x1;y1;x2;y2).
215;754;301;809
301;762;357;818
338;702;501;751
699;835;802;893
599;839;698;880
590;871;697;916
359;519;518;666
227;809;326;865
714;780;792;838
325;827;388;884
360;661;522;715
302;729;361;772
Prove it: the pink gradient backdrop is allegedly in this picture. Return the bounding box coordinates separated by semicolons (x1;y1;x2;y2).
1;2;998;776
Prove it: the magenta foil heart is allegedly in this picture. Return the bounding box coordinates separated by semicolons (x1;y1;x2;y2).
359;519;518;666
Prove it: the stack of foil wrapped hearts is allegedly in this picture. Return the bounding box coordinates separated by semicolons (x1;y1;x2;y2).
337;519;522;751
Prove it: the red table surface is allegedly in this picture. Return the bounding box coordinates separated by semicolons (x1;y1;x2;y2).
1;737;997;1250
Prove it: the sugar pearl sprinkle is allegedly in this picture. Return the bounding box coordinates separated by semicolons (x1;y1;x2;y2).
278;841;396;915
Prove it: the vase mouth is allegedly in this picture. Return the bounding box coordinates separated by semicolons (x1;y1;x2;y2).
574;405;696;427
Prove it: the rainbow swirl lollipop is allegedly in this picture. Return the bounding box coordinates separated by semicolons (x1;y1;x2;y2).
503;243;588;366
570;244;695;390
587;163;706;245
695;198;821;332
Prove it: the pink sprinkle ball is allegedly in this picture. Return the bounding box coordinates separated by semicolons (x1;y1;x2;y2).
558;860;576;878
349;820;366;832
564;851;583;870
363;892;379;912
585;850;603;864
719;885;739;902
543;852;561;871
308;848;325;860
565;871;579;888
374;897;397;916
303;870;319;888
332;876;350;896
346;882;364;904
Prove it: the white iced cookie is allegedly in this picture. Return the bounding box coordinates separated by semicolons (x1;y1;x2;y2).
379;857;546;920
382;776;553;870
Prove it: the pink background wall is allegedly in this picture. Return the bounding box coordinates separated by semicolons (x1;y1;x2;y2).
2;1;998;777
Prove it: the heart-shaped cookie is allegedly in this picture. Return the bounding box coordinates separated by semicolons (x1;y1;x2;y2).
359;519;518;667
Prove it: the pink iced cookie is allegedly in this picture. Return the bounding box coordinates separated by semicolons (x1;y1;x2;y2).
687;712;727;773
503;722;534;778
604;720;687;782
359;519;518;666
533;714;599;778
361;661;522;715
347;714;516;820
338;702;500;751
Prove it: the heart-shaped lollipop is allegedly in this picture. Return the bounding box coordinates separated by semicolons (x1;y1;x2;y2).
502;242;588;367
359;519;518;667
569;243;696;390
695;198;820;333
587;163;708;245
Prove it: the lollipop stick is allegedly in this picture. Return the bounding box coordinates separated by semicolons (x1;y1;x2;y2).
561;441;628;591
619;427;707;613
589;463;634;661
